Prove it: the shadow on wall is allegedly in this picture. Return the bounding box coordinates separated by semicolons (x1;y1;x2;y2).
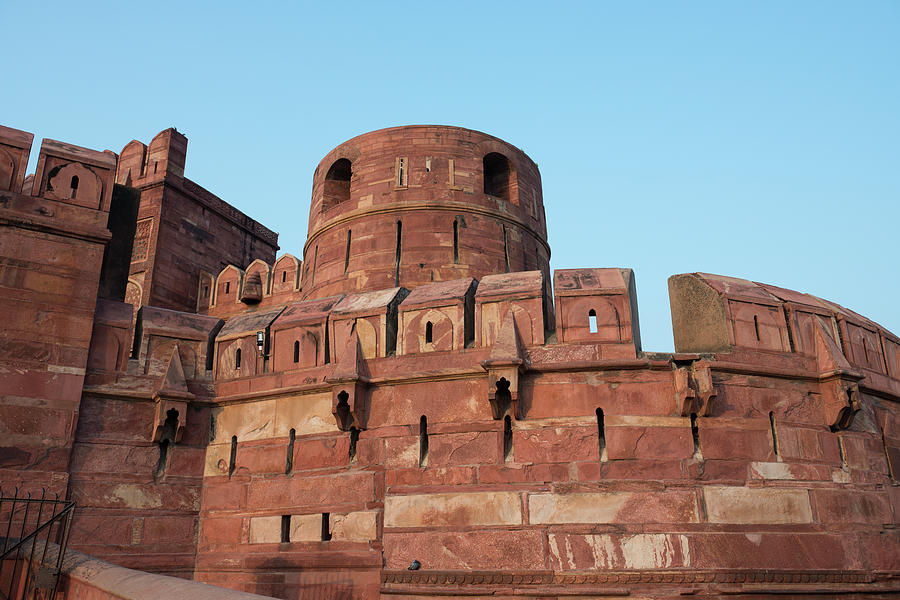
251;561;356;600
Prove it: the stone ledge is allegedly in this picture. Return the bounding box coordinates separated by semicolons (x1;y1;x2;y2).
50;544;276;599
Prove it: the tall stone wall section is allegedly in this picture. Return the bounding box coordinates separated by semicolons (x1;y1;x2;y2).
117;129;279;316
0;124;897;599
0;125;117;495
187;264;899;598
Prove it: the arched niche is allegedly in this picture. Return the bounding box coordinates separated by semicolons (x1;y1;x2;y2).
322;158;352;212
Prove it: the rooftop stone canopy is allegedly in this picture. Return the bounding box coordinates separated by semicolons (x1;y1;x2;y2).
0;123;898;600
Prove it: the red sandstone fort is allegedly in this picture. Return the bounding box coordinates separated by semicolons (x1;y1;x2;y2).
0;123;897;599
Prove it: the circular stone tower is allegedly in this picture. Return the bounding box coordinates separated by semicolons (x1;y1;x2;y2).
301;125;549;299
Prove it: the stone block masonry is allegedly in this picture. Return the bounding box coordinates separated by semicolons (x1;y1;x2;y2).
1;123;898;600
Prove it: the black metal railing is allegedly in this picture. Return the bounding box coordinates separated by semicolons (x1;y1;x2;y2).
0;488;74;600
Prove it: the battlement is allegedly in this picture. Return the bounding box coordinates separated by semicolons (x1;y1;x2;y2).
0;124;118;213
4;122;899;599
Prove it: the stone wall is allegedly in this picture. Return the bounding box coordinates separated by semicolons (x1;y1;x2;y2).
1;123;897;600
0;125;116;496
118;129;279;316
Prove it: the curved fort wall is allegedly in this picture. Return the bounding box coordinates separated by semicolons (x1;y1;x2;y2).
301;126;549;300
1;123;898;600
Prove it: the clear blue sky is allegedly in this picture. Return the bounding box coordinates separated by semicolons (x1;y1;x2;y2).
4;1;898;352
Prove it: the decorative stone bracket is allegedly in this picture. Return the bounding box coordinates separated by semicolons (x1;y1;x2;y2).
330;382;368;431
327;328;370;431
151;345;194;443
482;312;527;420
151;398;188;443
673;358;717;417
814;320;862;431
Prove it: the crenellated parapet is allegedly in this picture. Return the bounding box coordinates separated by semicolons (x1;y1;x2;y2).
669;273;900;428
15;120;897;597
118;128;278;316
0;124;120;495
0;124;33;193
203;254;303;317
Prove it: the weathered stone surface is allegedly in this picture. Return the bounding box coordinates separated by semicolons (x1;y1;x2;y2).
529;491;698;524
383;530;546;570
331;511;378;541
384;492;522;527
5;123;900;600
704;486;813;524
548;533;691;570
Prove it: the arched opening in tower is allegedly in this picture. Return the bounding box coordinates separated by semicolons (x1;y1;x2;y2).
323;158;352;211
483;152;512;200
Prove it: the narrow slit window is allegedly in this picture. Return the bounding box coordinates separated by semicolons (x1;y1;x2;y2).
753;315;761;341
419;415;428;467
310;245;318;288
321;513;332;541
452;219;459;264
503;415;513;462
229;435;237;477
769;411;780;460
281;515;291;543
293;340;300;363
395;221;402;286
285;428;295;474
396;157;407;187
235;348;241;369
588;309;598;334
425;157;431;172
349;427;359;464
225;281;230;294
344;229;352;273
156;440;169;479
203;285;209;297
596;408;607;461
502;225;510;272
425;321;433;344
882;427;897;482
70;175;79;199
691;413;702;460
837;435;848;470
282;271;287;283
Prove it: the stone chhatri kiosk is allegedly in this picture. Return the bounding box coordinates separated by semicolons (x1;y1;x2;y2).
0;123;898;599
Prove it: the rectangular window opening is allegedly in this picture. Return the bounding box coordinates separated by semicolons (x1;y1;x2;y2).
321;513;332;541
281;515;291;543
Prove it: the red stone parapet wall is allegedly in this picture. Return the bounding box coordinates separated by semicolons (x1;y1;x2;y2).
183;267;898;598
1;123;899;600
0;124;116;495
